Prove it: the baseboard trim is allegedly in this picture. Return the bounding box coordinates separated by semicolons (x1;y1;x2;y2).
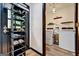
30;47;43;56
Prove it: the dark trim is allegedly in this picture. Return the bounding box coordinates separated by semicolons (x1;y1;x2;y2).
75;3;78;56
62;27;73;29
30;48;43;56
42;3;46;56
47;28;53;30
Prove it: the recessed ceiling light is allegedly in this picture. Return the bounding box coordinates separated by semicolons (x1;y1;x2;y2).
52;8;56;13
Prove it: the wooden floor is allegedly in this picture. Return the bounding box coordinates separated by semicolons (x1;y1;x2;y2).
26;44;75;56
46;44;75;56
25;49;40;56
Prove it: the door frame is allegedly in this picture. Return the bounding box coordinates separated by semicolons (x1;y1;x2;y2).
42;3;46;56
42;3;78;56
75;3;78;56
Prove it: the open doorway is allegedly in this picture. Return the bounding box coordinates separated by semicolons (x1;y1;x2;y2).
43;3;76;56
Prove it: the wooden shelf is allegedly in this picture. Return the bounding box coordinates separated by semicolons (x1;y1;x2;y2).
61;21;73;24
54;16;62;19
48;23;54;25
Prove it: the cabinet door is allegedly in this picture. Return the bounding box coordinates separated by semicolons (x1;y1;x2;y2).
0;4;2;53
1;4;11;55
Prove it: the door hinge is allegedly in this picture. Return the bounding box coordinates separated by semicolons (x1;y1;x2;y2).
76;23;79;27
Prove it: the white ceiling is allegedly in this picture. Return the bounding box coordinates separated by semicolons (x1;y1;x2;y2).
46;3;74;10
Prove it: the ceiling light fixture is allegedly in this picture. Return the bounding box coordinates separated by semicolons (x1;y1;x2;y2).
52;3;56;13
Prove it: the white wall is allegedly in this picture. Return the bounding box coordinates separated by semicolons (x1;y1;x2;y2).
59;30;75;52
57;4;75;52
30;3;43;53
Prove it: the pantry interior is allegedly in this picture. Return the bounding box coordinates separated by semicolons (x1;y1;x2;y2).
0;3;29;56
0;3;44;56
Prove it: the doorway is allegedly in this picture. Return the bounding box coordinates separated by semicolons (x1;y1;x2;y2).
43;3;76;56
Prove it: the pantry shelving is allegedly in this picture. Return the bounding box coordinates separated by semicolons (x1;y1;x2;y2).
0;3;29;56
10;3;29;56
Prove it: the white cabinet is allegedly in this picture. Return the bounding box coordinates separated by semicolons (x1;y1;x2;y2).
46;29;53;45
